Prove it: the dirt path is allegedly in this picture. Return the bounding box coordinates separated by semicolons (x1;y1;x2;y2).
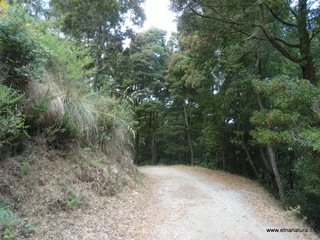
31;165;318;239
139;165;318;240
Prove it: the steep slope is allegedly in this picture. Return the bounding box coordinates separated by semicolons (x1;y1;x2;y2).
0;136;139;239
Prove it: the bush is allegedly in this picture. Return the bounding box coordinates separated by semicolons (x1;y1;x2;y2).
287;155;320;231
0;84;28;153
0;3;47;87
40;32;94;89
0;205;37;239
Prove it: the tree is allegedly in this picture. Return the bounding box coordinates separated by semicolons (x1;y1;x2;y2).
50;0;145;89
171;0;320;85
121;28;170;164
17;0;48;18
250;76;319;202
166;51;202;165
126;28;170;100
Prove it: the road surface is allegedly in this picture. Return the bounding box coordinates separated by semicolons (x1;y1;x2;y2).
139;165;317;240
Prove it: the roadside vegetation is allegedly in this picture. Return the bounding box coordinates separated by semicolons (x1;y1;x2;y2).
0;1;141;238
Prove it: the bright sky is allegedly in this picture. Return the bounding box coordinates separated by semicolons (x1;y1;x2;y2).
140;0;177;35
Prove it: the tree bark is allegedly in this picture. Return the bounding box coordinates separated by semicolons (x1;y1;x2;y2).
151;111;157;165
259;147;278;192
222;147;226;171
297;0;317;85
242;138;259;178
266;145;285;202
256;90;286;202
184;104;194;165
259;147;273;176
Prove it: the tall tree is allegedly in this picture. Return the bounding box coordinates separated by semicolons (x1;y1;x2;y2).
122;28;170;164
171;0;320;85
166;51;203;165
50;0;145;89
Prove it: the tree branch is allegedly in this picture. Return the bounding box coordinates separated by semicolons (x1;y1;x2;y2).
274;36;300;48
188;5;256;27
267;5;298;28
258;24;302;63
310;29;320;41
188;4;302;64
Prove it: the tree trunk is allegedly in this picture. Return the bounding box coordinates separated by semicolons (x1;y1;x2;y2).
256;91;285;202
151;131;157;165
259;147;278;192
259;147;273;176
151;111;157;165
242;139;259;178
222;147;226;171
183;105;194;165
266;145;285;202
92;26;108;89
237;112;259;178
297;0;317;85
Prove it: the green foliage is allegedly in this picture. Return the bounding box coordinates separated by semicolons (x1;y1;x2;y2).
287;154;320;229
25;93;54;125
0;205;37;239
168;0;320;229
0;3;47;87
18;151;36;178
38;30;135;157
0;84;28;151
127;27;170;101
51;0;145;40
252;77;318;110
300;129;320;151
92;157;106;165
249;75;320;228
65;191;85;209
50;0;145;89
41;32;95;85
66;198;79;208
250;76;319;147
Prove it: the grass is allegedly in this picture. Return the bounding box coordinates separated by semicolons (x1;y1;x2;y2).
18;151;36;178
63;91;135;161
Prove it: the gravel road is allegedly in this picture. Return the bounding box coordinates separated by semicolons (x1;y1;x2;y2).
139;165;318;240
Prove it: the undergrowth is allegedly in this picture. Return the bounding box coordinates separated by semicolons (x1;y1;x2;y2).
0;205;37;240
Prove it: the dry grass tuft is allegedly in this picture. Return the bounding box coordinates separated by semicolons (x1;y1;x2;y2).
64;93;99;143
20;71;134;165
64;92;135;163
21;76;65;126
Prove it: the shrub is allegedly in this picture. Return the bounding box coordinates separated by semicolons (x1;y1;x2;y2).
0;205;37;239
0;84;28;153
0;3;47;87
40;32;94;89
286;155;320;231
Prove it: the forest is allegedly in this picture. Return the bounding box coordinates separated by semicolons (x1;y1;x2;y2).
0;0;319;235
